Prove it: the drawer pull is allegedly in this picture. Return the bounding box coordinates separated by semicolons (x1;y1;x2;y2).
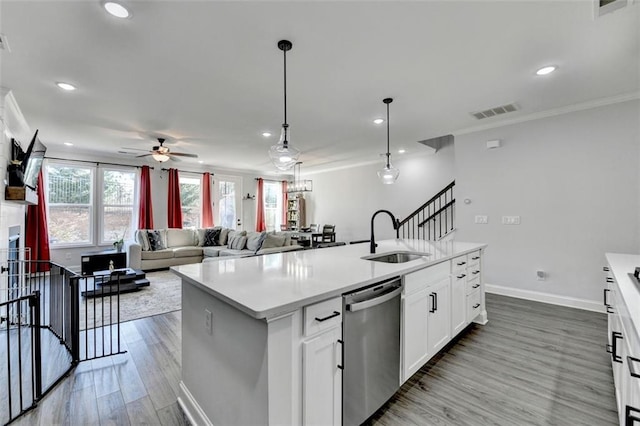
456;261;466;266
608;332;623;363
603;288;610;306
337;339;344;370
471;256;480;260
457;274;466;279
472;284;480;289
472;270;480;275
472;303;480;309
603;266;609;272
606;277;614;283
629;356;640;379
607;306;614;314
315;311;340;322
429;292;437;313
626;406;640;425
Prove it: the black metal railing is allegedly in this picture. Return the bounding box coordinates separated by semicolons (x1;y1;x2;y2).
1;260;126;425
397;180;455;241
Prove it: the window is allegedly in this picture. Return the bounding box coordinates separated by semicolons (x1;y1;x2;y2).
101;169;136;243
180;175;201;228
46;164;94;246
263;181;283;232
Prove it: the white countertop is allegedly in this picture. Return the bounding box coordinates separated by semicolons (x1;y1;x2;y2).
172;239;486;319
605;252;640;336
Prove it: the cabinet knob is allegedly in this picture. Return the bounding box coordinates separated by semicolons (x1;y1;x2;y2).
472;256;480;260
472;270;480;275
603;266;610;272
606;277;614;283
457;274;466;279
456;261;466;266
472;284;480;289
472;303;480;309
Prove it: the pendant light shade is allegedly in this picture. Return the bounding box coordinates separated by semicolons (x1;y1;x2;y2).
377;98;399;184
269;40;300;170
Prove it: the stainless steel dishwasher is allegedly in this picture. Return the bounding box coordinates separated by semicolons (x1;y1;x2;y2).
342;277;402;426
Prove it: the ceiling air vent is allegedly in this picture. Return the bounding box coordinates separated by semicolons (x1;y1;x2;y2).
471;103;518;120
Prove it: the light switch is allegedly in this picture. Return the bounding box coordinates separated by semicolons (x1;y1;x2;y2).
502;216;521;225
475;215;488;224
204;309;213;335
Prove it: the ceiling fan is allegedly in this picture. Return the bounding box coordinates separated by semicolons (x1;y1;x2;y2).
131;138;198;163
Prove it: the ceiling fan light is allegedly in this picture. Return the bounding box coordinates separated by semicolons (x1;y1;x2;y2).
152;153;170;162
377;164;400;184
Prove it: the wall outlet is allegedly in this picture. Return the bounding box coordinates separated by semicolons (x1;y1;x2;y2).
536;270;546;281
502;215;521;225
475;215;488;224
65;252;72;260
204;309;213;335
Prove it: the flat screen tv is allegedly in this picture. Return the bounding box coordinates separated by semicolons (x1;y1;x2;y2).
21;129;47;190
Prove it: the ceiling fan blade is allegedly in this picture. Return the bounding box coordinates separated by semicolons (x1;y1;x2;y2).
119;146;150;152
170;152;198;158
136;153;153;158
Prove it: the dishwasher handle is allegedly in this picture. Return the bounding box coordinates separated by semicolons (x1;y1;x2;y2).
346;286;402;312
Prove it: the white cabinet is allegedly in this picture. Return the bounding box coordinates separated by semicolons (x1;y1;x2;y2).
402;288;430;379
302;325;342;426
427;277;451;355
604;256;640;426
451;258;468;336
301;297;343;426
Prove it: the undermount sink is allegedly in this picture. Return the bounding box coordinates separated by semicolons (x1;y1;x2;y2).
362;251;430;263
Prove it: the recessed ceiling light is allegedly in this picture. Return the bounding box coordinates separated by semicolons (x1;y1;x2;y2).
64;142;73;146
103;1;130;18
398;149;406;154
536;65;557;76
56;82;76;91
198;160;204;164
262;132;272;138
373;118;384;124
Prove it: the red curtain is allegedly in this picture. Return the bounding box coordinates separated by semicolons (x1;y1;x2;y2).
201;172;213;227
26;171;50;272
167;168;183;229
281;180;288;229
138;165;154;229
256;178;266;232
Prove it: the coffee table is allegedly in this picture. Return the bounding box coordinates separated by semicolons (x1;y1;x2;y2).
81;268;150;298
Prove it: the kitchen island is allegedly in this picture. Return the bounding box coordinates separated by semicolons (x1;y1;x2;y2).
172;239;487;426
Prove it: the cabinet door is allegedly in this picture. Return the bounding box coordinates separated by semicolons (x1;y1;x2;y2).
451;272;467;336
402;289;429;381
427;278;451;356
302;326;342;426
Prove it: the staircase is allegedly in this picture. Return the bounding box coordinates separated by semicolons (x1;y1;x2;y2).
397;180;455;241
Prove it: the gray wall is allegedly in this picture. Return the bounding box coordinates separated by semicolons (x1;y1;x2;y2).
304;141;456;243
454;100;640;303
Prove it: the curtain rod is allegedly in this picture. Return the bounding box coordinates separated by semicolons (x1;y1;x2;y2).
161;168;213;175
45;157;154;169
255;177;287;182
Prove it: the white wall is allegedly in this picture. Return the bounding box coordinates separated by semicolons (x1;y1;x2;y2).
0;89;30;262
304;141;456;243
454;100;640;305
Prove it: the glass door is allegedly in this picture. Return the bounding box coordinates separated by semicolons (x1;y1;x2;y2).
213;175;243;230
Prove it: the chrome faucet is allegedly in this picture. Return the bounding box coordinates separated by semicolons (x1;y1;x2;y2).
370;210;400;254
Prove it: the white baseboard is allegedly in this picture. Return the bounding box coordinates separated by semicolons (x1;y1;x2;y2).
178;381;214;426
485;283;605;313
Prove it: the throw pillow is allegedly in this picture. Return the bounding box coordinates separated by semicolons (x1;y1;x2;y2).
147;230;165;251
260;234;286;249
218;228;230;246
203;228;221;247
227;234;247;250
246;232;266;252
136;229;151;251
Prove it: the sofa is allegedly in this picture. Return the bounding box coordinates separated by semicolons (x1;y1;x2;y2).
127;227;303;270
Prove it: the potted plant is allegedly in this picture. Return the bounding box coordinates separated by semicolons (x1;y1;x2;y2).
113;229;127;252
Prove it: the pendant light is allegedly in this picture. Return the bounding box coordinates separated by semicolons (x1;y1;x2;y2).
269;40;300;170
377;98;400;184
287;162;313;193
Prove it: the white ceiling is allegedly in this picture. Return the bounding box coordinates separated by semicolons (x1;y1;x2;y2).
1;1;639;174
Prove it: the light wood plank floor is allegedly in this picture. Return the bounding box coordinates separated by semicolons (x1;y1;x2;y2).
13;294;616;425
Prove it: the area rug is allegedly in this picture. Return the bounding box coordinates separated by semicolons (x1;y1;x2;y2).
79;270;181;329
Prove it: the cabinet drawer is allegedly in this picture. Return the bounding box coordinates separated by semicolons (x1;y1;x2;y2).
404;261;450;295
466;276;481;295
467;251;481;269
304;297;342;337
466;290;482;321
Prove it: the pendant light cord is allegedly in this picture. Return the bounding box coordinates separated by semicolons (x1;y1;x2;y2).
283;47;288;127
386;101;391;167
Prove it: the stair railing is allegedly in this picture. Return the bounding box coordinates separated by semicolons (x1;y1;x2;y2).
397;180;455;241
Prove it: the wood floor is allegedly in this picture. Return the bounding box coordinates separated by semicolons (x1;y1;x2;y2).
12;294;616;426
